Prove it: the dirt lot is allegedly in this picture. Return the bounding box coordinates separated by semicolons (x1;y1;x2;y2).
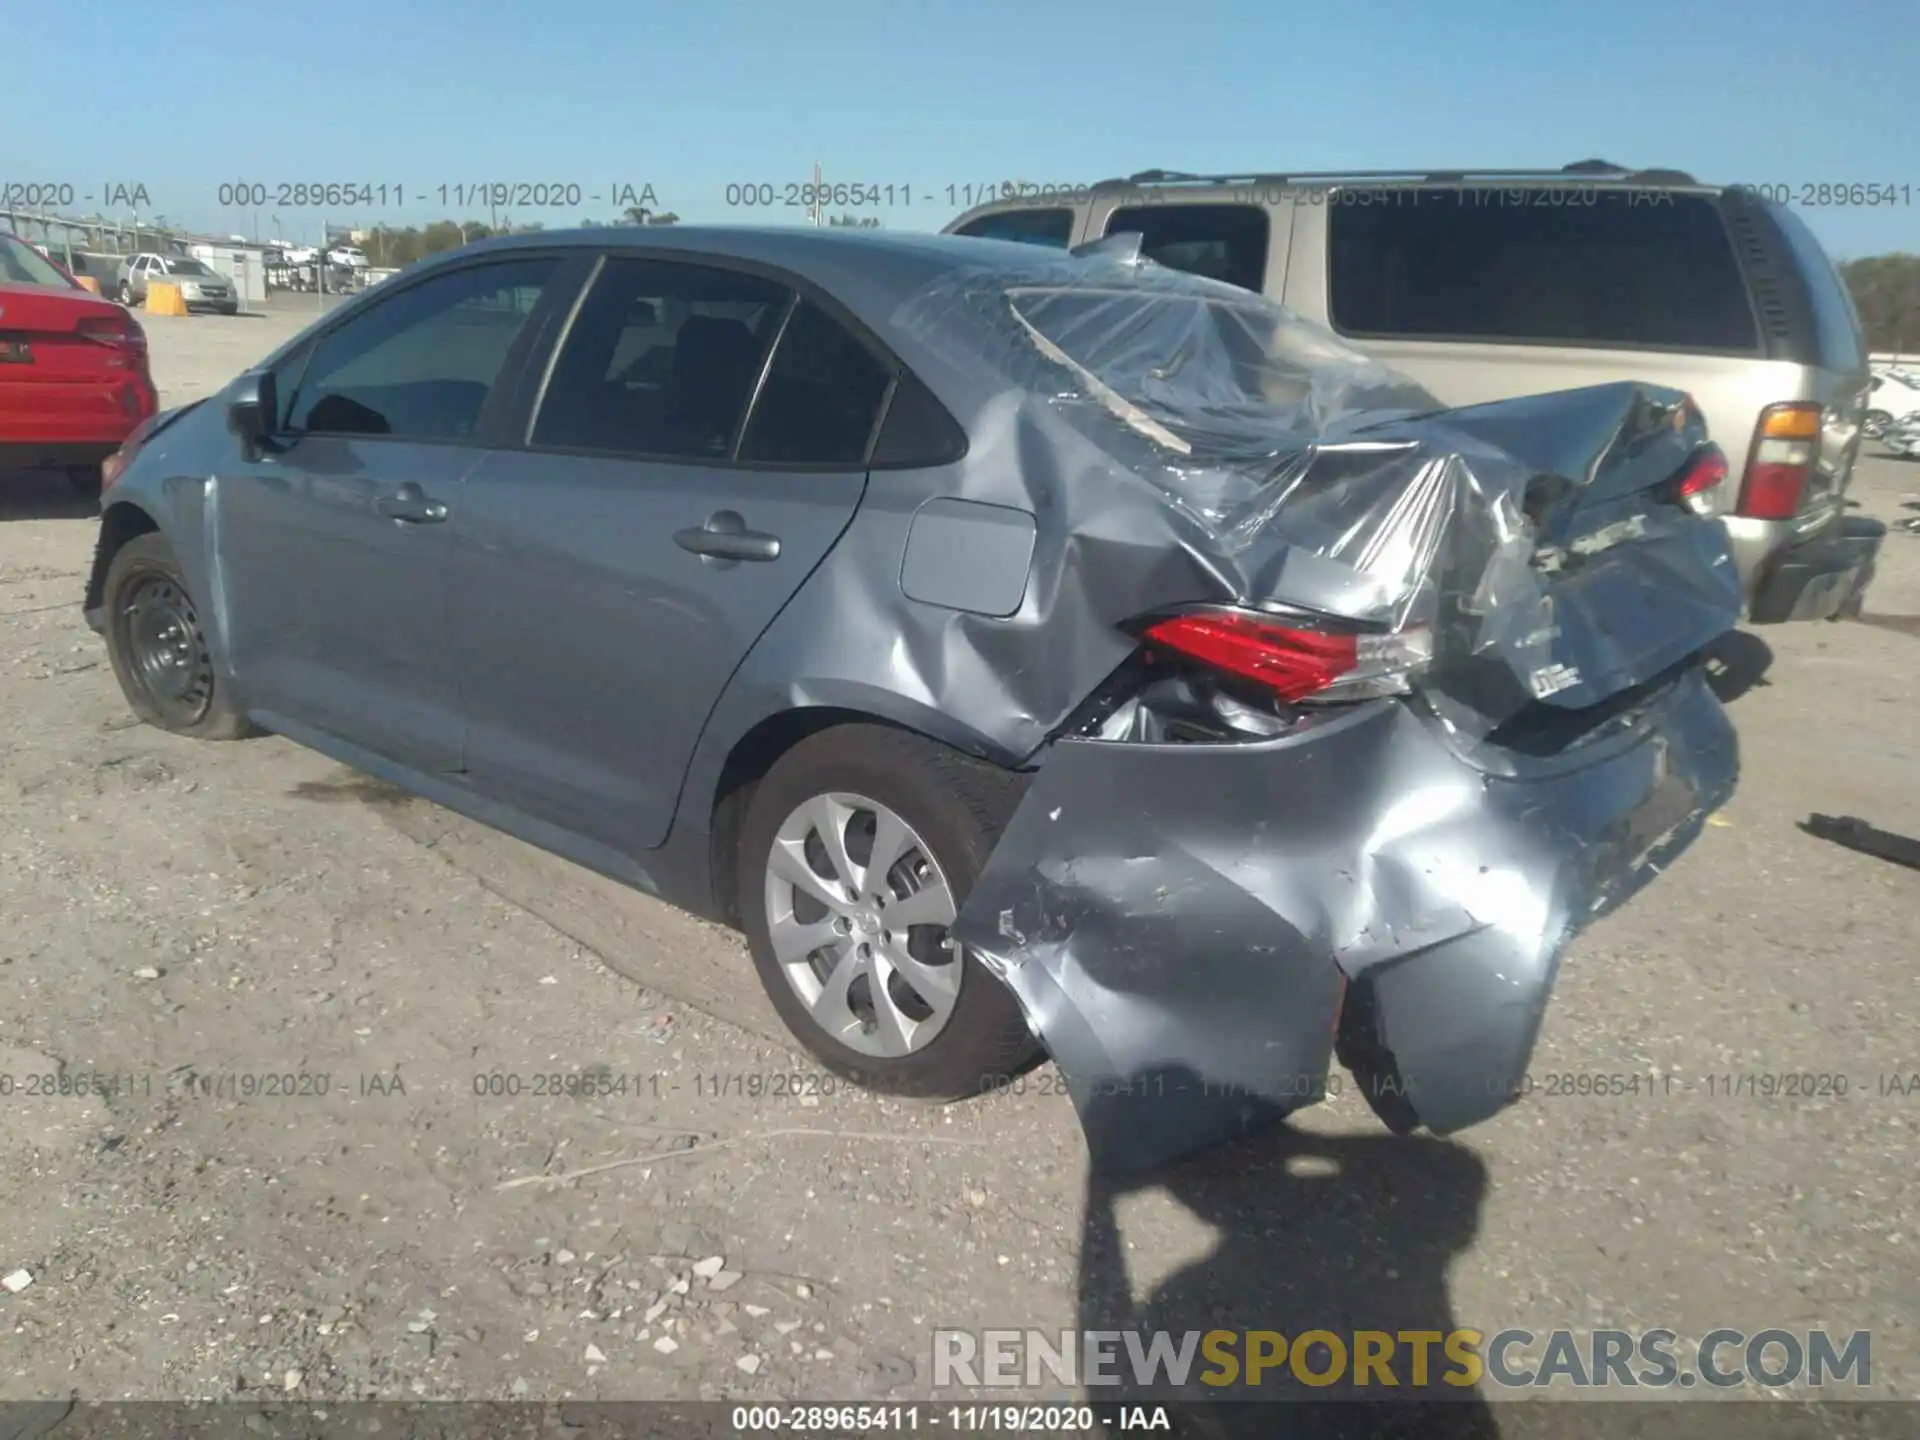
2;307;1917;1420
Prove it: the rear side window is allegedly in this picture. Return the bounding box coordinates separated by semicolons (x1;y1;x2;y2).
954;209;1074;248
1328;190;1760;352
1765;203;1865;372
738;300;892;465
1104;204;1270;293
532;257;790;459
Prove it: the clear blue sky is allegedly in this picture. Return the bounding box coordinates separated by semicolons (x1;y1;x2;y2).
7;0;1918;259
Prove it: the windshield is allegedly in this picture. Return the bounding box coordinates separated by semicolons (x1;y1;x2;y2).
166;258;214;275
0;235;77;288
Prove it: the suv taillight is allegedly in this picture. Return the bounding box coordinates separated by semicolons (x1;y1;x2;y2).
1135;608;1433;704
1737;403;1821;520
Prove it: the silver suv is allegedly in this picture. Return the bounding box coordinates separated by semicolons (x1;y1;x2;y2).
946;162;1884;623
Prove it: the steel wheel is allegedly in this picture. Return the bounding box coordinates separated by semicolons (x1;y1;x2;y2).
762;791;963;1058
117;570;216;726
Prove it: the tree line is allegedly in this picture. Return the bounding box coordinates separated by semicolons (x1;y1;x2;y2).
352;205;684;267
1840;255;1920;354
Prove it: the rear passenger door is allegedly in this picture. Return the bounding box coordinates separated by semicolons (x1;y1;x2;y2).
446;254;894;855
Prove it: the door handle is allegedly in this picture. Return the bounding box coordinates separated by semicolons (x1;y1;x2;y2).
374;483;450;524
674;510;781;563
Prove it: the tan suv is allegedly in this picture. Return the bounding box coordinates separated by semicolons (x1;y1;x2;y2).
945;163;1885;623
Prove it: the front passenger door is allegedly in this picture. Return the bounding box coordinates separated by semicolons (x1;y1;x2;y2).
215;255;569;773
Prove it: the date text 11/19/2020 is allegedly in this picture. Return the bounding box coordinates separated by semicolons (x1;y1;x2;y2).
716;180;1920;211
212;182;661;211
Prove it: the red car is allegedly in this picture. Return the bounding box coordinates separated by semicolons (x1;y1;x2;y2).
0;233;157;496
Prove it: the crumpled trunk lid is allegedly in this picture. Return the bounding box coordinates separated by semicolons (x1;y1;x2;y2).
1215;381;1744;737
887;260;1746;1169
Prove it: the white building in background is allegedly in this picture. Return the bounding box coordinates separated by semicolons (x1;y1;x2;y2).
185;238;269;308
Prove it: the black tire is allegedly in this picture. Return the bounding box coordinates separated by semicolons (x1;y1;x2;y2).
101;533;254;740
116;280;133;305
738;724;1039;1100
1863;410;1891;440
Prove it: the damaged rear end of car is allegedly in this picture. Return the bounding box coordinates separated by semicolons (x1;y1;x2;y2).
890;254;1742;1171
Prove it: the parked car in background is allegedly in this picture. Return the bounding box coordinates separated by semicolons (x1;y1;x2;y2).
1865;367;1920;439
327;245;369;270
948;162;1884;625
83;227;1744;1169
0;232;157;495
115;252;238;314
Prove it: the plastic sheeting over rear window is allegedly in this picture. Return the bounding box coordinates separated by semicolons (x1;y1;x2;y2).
890;252;1744;738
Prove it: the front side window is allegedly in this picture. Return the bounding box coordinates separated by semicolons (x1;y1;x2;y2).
285;256;559;441
532;257;790;459
1103;204;1270;293
954;209;1074;249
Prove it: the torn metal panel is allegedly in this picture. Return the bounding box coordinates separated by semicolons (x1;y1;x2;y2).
891;259;1744;740
952;670;1738;1173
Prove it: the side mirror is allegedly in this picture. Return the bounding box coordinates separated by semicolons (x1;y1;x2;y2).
227;371;277;459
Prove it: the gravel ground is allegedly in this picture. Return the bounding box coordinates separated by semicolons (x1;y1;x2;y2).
1;308;1916;1421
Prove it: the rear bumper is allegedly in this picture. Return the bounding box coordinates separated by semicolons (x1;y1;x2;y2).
0;440;122;473
1747;515;1886;623
951;669;1739;1172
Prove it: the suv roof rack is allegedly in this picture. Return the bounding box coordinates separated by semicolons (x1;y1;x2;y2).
1094;162;1701;190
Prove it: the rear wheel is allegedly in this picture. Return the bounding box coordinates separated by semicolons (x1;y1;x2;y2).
738;725;1038;1099
116;280;133;305
101;533;254;740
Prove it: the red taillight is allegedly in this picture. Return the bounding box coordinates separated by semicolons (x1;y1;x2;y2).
1671;444;1729;517
1137;608;1432;704
76;313;147;358
1142;612;1356;701
1675;446;1728;499
1736;403;1820;520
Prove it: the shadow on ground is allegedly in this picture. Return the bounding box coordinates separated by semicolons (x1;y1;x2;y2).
0;469;98;522
288;772;422;808
1077;1115;1498;1438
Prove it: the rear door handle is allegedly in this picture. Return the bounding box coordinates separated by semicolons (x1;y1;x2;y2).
674;509;781;563
374;483;450;524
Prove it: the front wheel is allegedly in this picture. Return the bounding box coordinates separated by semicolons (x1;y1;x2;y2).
1863;410;1893;440
116;280;133;305
738;725;1039;1100
101;533;254;740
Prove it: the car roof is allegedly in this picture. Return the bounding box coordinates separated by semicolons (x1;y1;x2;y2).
434;225;1118;331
